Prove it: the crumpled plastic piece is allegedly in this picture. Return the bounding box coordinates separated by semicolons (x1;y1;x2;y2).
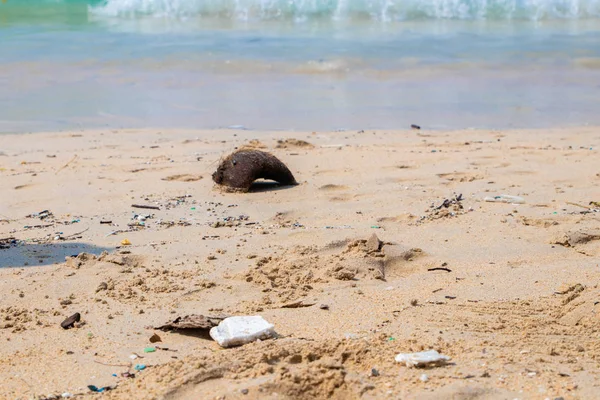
209;316;275;348
395;349;450;368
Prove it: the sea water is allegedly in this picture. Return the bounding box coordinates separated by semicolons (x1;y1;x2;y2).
1;0;600;132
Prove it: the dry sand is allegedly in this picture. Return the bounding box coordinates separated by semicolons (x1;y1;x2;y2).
0;127;599;400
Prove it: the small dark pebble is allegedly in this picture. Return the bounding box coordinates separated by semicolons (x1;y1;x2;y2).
241;389;249;395
61;312;81;329
411;124;421;130
319;304;329;310
371;368;380;377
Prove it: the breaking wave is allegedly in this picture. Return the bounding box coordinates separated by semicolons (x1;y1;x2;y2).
90;0;600;20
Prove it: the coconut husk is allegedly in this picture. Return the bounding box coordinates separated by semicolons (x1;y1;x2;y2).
212;149;298;192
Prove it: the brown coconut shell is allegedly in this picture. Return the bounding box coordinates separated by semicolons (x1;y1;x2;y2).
212;149;298;192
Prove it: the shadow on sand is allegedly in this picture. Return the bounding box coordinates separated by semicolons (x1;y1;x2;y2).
248;180;298;193
0;241;113;268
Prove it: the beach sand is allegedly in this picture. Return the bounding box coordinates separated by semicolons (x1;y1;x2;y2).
1;127;599;399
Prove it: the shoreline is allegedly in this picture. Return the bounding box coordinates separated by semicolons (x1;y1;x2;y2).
1;127;599;399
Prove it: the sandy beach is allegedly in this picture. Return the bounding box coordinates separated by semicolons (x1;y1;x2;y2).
1;127;599;399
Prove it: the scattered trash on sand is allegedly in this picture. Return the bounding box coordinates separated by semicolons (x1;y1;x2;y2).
120;239;132;246
60;313;81;329
209;316;276;348
0;237;17;250
395;350;451;368
154;314;226;331
87;385;115;393
484;194;525;204
212;149;298;192
420;193;466;222
26;210;53;220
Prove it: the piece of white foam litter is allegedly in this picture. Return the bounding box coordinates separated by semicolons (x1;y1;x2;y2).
395;350;450;368
209;316;275;348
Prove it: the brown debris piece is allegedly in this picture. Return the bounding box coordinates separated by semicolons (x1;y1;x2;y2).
212;150;298;192
61;313;81;330
155;314;226;331
149;333;162;343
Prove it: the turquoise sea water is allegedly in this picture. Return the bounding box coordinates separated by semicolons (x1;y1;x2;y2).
1;0;600;132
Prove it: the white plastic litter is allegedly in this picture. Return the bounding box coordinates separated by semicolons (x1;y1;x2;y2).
395;350;450;368
209;316;275;348
484;195;525;204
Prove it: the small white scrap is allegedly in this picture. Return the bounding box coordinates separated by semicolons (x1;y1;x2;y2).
483;195;525;204
209;316;275;348
419;374;429;382
395;350;450;368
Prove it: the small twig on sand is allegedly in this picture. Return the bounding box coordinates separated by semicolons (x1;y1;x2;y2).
566;202;591;210
427;267;452;273
94;360;132;368
64;227;90;240
132;204;160;210
55;155;78;175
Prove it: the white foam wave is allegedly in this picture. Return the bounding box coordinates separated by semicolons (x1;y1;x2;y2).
90;0;600;20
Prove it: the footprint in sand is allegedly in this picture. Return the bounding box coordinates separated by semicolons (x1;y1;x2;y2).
437;172;483;183
162;174;203;182
276;139;315;150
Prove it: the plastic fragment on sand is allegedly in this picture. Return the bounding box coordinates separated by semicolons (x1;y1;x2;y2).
144;347;156;353
483;195;525;204
395;350;450;368
209;316;275;348
120;239;132;246
87;385;113;393
134;364;146;371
